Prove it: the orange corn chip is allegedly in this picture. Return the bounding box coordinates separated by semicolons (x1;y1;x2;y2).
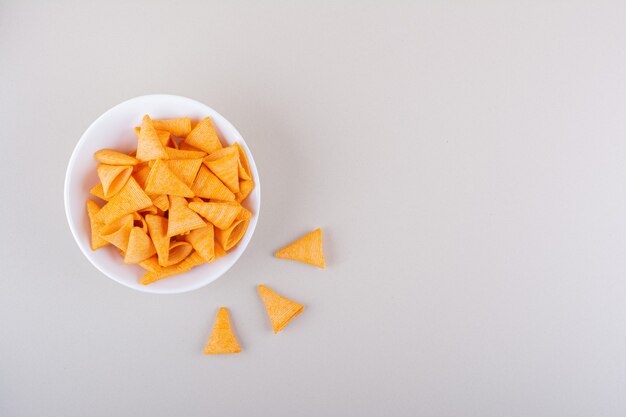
140;251;206;285
233;142;252;180
138;205;158;215
188;201;241;230
257;285;304;334
145;214;170;266
152;118;192;137
184;117;222;154
203;146;240;193
95;177;153;224
134;126;171;147
99;214;134;251
94;149;139;166
150;194;169;211
167;195;206;237
124;227;156;264
164;241;193;266
178;140;204;152
215;219;248;251
164;147;206;160
97;164;133;198
189;197;204;203
166;158;203;187
184;225;215;262
235;179;254;203
86;200;108;250
204;307;241;354
144;159;195;198
214;241;227;259
136;115;168;161
89;182;108;201
138;255;160;272
275;228;325;268
191;165;235;201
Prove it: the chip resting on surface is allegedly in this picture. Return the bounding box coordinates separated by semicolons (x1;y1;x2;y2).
204;307;241;354
275;228;325;268
257;285;304;334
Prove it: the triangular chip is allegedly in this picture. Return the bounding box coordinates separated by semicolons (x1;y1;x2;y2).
132;163;151;189
150;194;169;211
134;126;171;147
167;195;206;237
188;201;241;230
97;164;133;198
86;200;108;250
204;307;241;354
163;241;193;266
136;115;168;161
140;251;206;285
233;143;252;180
184;117;222;154
89;182;108;201
164;147;206;160
191;165;235;201
203;146;239;193
132;212;148;233
235;180;254;203
152;118;192;137
215;219;248;251
124;227;156;264
184;225;215;262
166;158;203;187
98;214;134;250
138;205;158;215
275;228;325;268
237;207;252;221
257;285;304;334
94;149;139;166
144;159;195;198
145;214;170;266
95;177;153;224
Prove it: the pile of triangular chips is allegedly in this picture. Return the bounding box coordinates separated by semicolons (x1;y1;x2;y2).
86;115;255;285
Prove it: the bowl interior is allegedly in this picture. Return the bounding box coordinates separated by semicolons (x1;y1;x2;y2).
64;95;260;294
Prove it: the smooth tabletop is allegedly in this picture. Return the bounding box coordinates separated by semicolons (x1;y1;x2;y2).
1;1;626;416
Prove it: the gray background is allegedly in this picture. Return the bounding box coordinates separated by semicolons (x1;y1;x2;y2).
1;1;625;416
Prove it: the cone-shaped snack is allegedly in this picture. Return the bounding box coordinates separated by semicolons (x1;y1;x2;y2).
204;307;241;354
150;194;169;211
86;200;108;250
152;118;192;137
164;241;193;266
94;149;139;166
132;212;148;233
97;164;133;198
214;241;227;259
95;177;152;224
124;227;156;264
136;115;168;161
184;225;215;262
275;228;325;269
234;180;254;203
188;201;240;230
144;159;194;198
179;140;203;152
134;126;171;146
191;165;235;201
233;142;252;180
203;146;239;193
140;251;206;285
166;158;203;187
185;117;222;154
132;163;152;188
166;195;206;237
99;214;134;251
257;285;304;334
215;219;248;251
145;214;170;266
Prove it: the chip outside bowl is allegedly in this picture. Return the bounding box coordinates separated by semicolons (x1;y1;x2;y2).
64;95;261;294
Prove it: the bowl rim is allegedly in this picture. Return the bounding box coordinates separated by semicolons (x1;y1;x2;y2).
64;94;261;294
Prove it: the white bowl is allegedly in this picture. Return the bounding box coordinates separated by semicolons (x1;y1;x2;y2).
64;95;261;294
